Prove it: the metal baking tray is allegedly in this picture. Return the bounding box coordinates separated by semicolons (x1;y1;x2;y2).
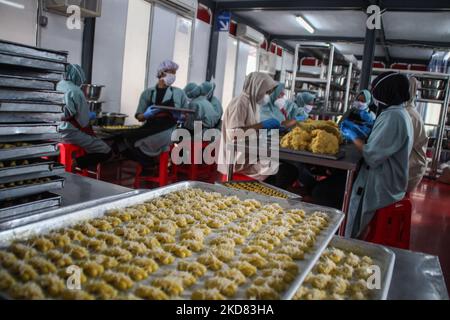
0;112;63;123
0;181;344;300
0;40;67;62
0;176;65;201
0;192;62;221
154;105;196;114
0;75;56;91
0;101;64;113
0;123;59;136
217;180;302;201
280;147;346;160
0;88;65;104
0;141;59;161
0;160;61;179
0;67;64;82
0;51;66;72
0;134;61;144
327;236;396;300
0;163;65;185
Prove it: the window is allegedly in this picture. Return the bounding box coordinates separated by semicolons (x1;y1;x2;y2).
246;44;258;75
222;36;238;110
173;16;193;89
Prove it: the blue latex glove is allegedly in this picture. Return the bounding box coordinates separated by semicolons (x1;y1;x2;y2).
261;118;281;130
88;112;97;121
172;111;185;123
341;119;370;140
341;127;358;142
143;106;160;119
359;110;375;125
295;115;309;122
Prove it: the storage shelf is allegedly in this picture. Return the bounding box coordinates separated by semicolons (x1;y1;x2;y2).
372;68;450;80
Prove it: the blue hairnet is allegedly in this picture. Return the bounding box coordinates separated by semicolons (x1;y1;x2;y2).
200;81;216;100
359;89;372;105
296;92;315;108
66;64;86;86
184;83;202;99
270;83;285;104
157;60;179;77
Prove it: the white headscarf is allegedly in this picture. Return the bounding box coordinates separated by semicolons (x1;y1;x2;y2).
242;72;278;113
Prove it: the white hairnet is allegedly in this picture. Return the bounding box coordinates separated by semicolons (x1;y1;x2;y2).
157;60;179;77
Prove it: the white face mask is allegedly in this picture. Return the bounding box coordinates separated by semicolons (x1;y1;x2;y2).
274;98;286;110
353;101;368;110
304;105;314;113
163;74;176;86
258;94;271;106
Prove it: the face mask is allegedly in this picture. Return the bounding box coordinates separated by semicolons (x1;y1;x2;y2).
274;98;286;110
163;74;176;86
353;101;368;110
258;94;270;106
304;105;314;113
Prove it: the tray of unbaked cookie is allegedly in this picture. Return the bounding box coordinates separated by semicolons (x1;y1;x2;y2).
0;181;343;300
293;236;395;300
217;180;302;201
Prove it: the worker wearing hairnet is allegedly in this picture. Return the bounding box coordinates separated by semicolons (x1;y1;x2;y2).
200;81;223;129
57;64;111;170
218;72;281;180
294;92;317;121
345;72;413;238
116;60;188;167
183;82;222;131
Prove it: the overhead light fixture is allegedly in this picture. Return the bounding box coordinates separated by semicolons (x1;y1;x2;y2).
296;16;314;34
0;0;25;9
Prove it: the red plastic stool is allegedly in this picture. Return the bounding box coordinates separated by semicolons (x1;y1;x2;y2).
174;141;216;182
134;150;176;188
363;198;412;249
58;143;86;173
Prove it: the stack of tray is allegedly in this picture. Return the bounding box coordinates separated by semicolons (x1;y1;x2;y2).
0;40;67;217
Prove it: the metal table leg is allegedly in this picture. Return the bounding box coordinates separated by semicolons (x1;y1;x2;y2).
338;169;355;236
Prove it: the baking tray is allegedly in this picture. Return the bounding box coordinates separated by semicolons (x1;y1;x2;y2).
0;181;344;300
0;40;67;62
0;51;66;72
0;101;64;113
0;163;65;185
280;147;346;160
0;141;59;161
154;105;196;114
0;176;65;201
217;180;302;201
327;236;395;300
0;88;65;104
0;133;61;144
0;75;56;91
0;192;62;221
0;160;61;179
0;67;64;82
0;112;63;123
0;123;59;135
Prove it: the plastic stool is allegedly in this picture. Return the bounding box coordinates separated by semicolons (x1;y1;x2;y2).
58;143;86;173
363;198;412;249
134;150;176;188
174;141;216;182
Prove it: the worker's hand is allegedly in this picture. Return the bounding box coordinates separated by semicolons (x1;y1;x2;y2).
136;114;146;122
341;127;358;142
88;112;97;121
170;110;185;123
261;118;281;130
143;106;160;119
282;119;297;129
295;115;309;122
359;110;375;125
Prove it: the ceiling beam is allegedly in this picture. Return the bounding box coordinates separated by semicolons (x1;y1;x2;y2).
354;55;430;65
214;0;450;11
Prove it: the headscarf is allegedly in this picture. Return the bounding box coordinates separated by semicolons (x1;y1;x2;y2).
66;64;86;87
407;77;419;107
200;81;216;100
270;83;285;104
371;71;410;114
184;82;201;99
358;89;372;106
296;92;315;108
157;60;179;78
242;72;278;113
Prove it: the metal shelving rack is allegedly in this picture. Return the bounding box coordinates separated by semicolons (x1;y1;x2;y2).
372;68;450;178
291;43;360;117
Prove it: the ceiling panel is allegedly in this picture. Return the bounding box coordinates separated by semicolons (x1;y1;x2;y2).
236;10;367;37
388;46;434;60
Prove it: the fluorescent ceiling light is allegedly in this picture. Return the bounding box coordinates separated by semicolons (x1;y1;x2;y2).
0;0;24;9
296;16;314;34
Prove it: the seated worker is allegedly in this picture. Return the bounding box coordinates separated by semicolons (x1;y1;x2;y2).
57;64;111;171
200;81;223;129
294;92;317;120
184;82;222;132
339;89;376;128
115;60;188;169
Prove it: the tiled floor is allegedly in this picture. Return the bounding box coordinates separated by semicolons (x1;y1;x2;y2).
97;162;450;292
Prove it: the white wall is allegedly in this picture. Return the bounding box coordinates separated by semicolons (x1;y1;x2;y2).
188;19;211;84
120;0;152;124
213;32;229;103
92;0;129;113
234;41;251;97
147;5;177;87
0;0;37;46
